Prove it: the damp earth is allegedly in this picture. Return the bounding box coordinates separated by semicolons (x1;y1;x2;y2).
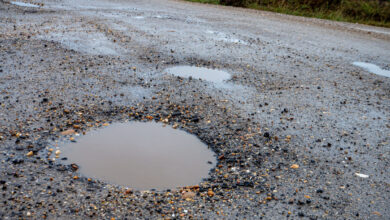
56;122;216;190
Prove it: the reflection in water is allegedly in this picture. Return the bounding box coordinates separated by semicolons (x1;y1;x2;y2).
59;122;216;190
165;66;230;83
10;1;40;8
353;62;390;78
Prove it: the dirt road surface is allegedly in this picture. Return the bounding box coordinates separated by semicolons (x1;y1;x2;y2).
1;0;389;219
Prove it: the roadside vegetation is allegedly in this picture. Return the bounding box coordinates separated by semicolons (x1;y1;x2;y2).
186;0;390;27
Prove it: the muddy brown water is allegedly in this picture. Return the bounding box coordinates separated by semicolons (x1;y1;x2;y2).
58;122;216;190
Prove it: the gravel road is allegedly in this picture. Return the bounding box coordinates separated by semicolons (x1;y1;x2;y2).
1;0;390;219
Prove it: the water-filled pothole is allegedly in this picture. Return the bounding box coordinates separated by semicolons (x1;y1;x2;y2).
165;66;230;83
57;122;216;190
353;62;390;78
10;1;40;8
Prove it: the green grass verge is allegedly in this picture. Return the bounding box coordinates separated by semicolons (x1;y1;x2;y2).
186;0;219;4
185;0;390;28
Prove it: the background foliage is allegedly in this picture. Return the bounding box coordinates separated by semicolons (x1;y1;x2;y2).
187;0;390;27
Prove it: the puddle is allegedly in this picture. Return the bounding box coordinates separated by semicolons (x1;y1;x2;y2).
43;31;121;55
57;122;216;190
165;66;230;83
353;62;390;78
10;1;40;8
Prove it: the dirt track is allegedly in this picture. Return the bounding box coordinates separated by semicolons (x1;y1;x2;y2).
1;0;390;219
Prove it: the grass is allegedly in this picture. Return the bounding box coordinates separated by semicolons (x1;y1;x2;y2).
186;0;219;4
185;0;390;28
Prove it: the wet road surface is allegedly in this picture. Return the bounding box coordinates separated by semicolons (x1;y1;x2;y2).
1;0;390;219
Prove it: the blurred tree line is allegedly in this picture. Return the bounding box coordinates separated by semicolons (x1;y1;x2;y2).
218;0;390;24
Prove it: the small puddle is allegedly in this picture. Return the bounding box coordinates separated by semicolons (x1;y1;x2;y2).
57;122;216;190
10;1;40;8
353;62;390;78
165;66;230;83
45;32;121;55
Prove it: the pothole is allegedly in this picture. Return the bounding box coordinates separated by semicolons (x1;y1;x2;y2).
42;31;121;56
10;1;40;8
353;62;390;78
55;122;216;190
165;66;230;83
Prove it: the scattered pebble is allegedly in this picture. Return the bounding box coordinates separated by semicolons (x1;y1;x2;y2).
290;164;299;169
355;173;369;178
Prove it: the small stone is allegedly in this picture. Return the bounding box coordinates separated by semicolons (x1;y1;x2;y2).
207;189;214;197
290;164;299;169
355;173;369;178
55;150;61;155
187;185;199;190
12;157;24;164
146;115;153;120
26;151;34;157
182;191;195;199
61;129;75;135
71;163;79;171
191;117;199;123
372;211;381;216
